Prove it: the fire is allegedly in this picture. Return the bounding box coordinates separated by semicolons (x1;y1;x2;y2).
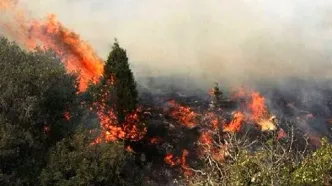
199;130;214;145
198;130;229;162
248;92;276;131
277;128;287;140
164;153;180;167
94;105;146;143
1;1;298;178
7;6;147;145
88;75;146;144
249;92;267;121
223;112;244;132
149;137;163;144
180;150;192;176
204;112;220;129
43;125;50;133
1;1;104;91
28;14;104;91
230;88;276;131
63;111;71;121
164;150;192;176
168;100;198;128
256;116;277;131
126;145;135;153
0;0;13;9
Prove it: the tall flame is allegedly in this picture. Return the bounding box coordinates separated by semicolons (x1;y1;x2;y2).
249;92;276;131
1;0;104;91
1;0;148;145
249;92;267;122
223;112;245;132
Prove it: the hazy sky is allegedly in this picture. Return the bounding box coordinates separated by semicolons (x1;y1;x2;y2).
4;0;332;87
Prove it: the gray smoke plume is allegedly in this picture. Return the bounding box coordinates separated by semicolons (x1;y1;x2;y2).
1;0;332;142
2;0;332;90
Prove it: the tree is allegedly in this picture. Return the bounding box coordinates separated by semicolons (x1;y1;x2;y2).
102;39;138;124
0;37;79;185
40;129;144;186
291;138;332;185
209;83;223;109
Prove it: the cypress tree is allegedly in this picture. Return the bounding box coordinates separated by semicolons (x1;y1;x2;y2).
102;39;138;124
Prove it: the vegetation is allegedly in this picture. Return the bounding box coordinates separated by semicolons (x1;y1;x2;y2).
101;39;138;124
0;36;331;186
39;130;143;186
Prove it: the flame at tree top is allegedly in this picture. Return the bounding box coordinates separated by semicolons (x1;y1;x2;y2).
1;0;147;145
1;0;104;91
28;14;104;91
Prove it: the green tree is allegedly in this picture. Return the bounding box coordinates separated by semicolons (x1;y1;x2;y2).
209;83;223;109
40;129;143;186
0;37;79;185
291;138;332;186
101;39;138;124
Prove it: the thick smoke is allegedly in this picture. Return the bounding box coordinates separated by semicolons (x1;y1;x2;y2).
2;0;332;89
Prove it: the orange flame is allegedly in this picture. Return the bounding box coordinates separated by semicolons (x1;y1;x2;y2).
180;150;192;176
198;130;228;162
63;111;71;121
88;75;146;144
199;131;214;145
93;105;146;143
223;112;245;132
204;112;220;129
1;1;104;91
249;92;267;122
164;153;180;167
1;0;147;144
277;128;287;140
126;145;135;153
149;137;163;145
168;100;197;128
43;125;50;134
164;150;192;176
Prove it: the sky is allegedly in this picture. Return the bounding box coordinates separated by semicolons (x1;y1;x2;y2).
3;0;332;88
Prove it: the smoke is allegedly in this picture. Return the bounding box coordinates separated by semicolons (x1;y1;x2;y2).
2;0;332;88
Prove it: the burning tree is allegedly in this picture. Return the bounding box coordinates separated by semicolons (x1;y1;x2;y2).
102;39;138;124
84;39;145;144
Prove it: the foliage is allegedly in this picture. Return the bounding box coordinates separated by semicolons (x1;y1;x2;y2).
0;117;38;185
0;37;79;185
0;37;79;141
291;138;332;186
101;39;138;124
184;127;312;186
40;130;143;186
